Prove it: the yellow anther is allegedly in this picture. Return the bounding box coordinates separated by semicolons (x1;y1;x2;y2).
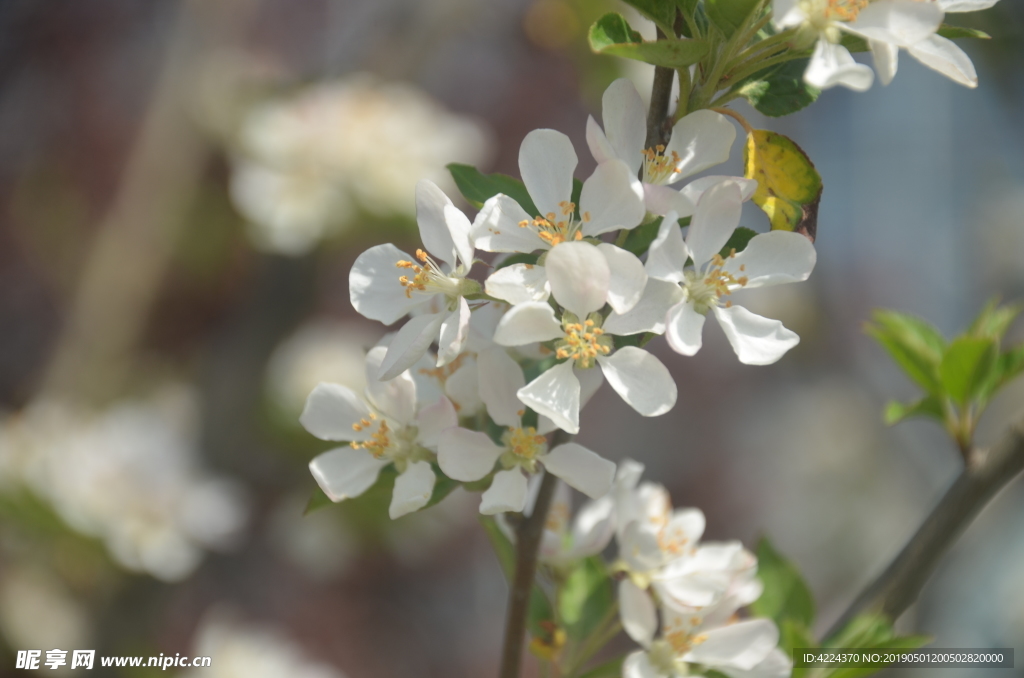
350;419;392;459
825;0;868;21
507;426;546;460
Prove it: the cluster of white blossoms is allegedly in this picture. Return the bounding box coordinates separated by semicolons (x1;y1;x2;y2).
0;390;247;582
777;0;1001;91
230;74;491;255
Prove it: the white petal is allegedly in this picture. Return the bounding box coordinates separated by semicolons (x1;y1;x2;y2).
597;243;647;314
847;0;943;47
445;356;482;415
493;301;563;346
365;346;418;424
644;183;696;218
713;304;799;365
681;176;758;205
415;396;458;449
665;508;707;549
485;263;550;305
619;579;658;646
619;521;664;572
300;382;373;441
580;159;646;237
545;241;611;317
443;203;476;269
596;347;677;417
481;469;529;514
938;0;998;11
646;211;688;284
538;364;604;433
623;651;662;678
662;109;737;184
870;39;900;86
542;442;615;499
517;359;581;434
568;495;615;560
684;619;778;671
389;461;436;519
805;39;874;91
908;34;978;88
601;78;646;176
686;180;743;267
519;129;577;219
377;312;446;381
719;648;792;678
722;231;817;289
477;347;527;427
466;300;506;352
586;115;617;166
605;279;685;336
438;427;504;481
350;243;429;324
309;447;389;501
415;179;457;267
772;0;806;29
437;298;471;367
472;194;548;253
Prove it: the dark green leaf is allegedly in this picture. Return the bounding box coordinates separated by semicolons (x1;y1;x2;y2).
590;13;710;68
939;336;998;405
720;226;758;257
996;344;1024;389
780;619;816;678
706;0;760;35
578;653;628;678
304;487;333;515
822;613;893;649
750;537;815;627
447;163;538;215
827;635;932;678
495;252;541;271
527;586;555;639
622;218;663;257
937;24;991;40
840;33;869;53
423;467;460;509
620;0;678;33
741;59;820;117
883;394;944;425
866;311;946;395
559;557;615;641
480;515;516;578
571;178;583;218
968;299;1021;341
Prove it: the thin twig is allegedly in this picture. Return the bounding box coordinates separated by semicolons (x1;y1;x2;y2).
825;413;1024;638
645;30;675;150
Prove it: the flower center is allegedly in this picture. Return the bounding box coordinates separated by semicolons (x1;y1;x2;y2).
555;317;612;369
643;145;683;185
506;426;547;460
349;413;393;458
664;628;709;657
683;249;748;314
396;249;463;299
824;0;869;21
801;0;869;29
519;201;591;247
349;414;419;463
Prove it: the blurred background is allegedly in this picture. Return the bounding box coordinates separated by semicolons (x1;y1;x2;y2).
0;0;1022;676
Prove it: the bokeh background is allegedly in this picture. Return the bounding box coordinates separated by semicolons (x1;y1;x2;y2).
0;0;1022;676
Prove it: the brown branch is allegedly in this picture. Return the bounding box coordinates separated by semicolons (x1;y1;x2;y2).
645;29;675;150
825;413;1024;638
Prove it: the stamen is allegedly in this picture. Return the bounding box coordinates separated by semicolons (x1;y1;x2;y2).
507;426;547;460
643;145;684;185
824;0;868;21
350;419;392;459
556;319;611;368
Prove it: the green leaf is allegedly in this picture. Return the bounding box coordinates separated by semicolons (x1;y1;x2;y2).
741;59;820;118
720;226;757;257
622;218;664;257
559;557;615;641
780;619;816;678
423;467;460;509
620;0;678;33
304;487;333;515
822;613;893;649
826;636;932;678
527;586;556;640
996;344;1024;389
447;163;538;215
578;653;628;678
589;13;710;68
840;33;869;53
937;24;991;40
743;129;822;241
480;515;516;578
750;537;815;627
939;336;998;405
968;299;1021;341
706;0;760;35
883;394;944;425
866;310;946;395
495;252;540;271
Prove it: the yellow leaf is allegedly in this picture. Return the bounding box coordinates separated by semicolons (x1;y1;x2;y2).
743;130;822;241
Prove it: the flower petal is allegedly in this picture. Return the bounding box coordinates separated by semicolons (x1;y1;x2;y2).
545;241;611;317
517;359;581;434
438;427;504;481
645;211;687;284
596;347;677;417
580;159;646;237
686;180;743;268
938;0;998;10
309;447;389;501
586;115;617;166
378;312;446;381
437;298;471;367
350;243;429;324
805;39;874;91
643;183;697;217
908;34;978;88
847;0;942;47
389;460;436;519
719;648;792;678
605;279;685;336
520;129;577;219
485;263;550;305
771;0;806;29
415;396;458;449
445;355;482;415
443;203;476;269
365;345;418;424
543;442;616;498
683;618;778;671
481;469;529;514
568;495;615;560
415;179;457;267
662;109;736;183
477;347;527;427
680;176;758;205
870;39;900;86
493;301;563;346
472;194;548;253
623;651;661;678
713;304;799;365
300;382;373;441
536;364;603;434
600;78;646;176
597;243;647;314
722;231;817;289
619;579;658;647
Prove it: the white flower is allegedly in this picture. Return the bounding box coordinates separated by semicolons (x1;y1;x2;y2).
585;78;752;217
301;347;457;519
350;179;481;381
640;183;817;365
490;242;677;433
437;348;615;514
773;0;944;91
539;481;616;566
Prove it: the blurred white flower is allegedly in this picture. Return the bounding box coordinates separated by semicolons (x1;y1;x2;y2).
230;74;491;256
0;568;89;665
0;389;248;582
538;480;615;567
